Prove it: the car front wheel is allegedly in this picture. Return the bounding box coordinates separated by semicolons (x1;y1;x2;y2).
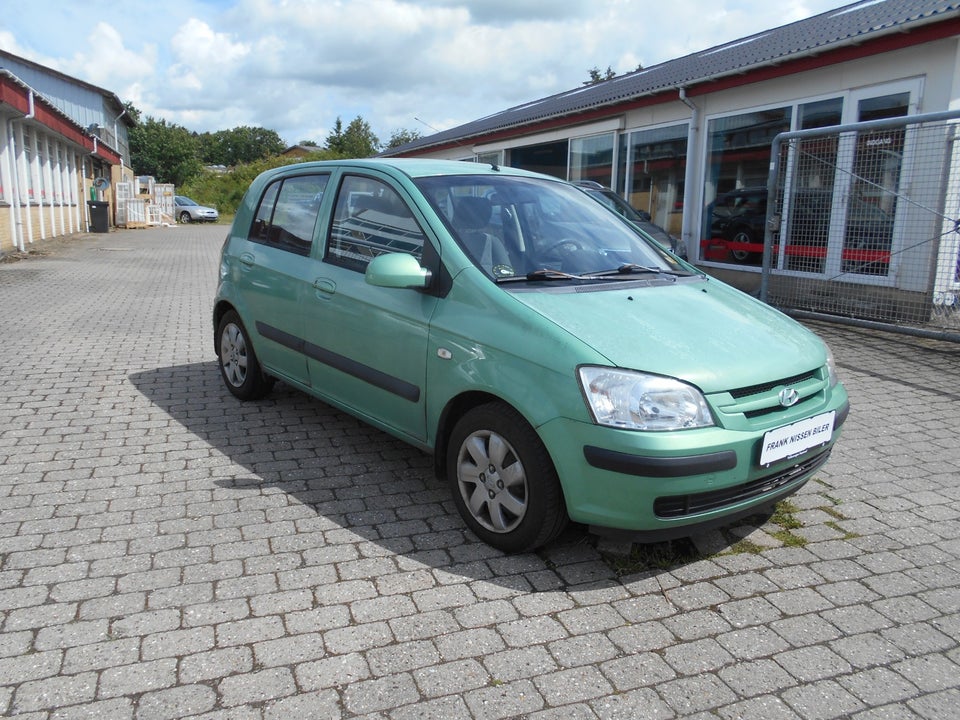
447;402;567;552
730;227;758;262
216;311;273;400
179;211;192;223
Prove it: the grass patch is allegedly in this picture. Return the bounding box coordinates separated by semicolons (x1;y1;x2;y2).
597;490;844;574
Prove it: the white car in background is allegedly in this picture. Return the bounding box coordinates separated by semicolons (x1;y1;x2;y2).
174;195;219;223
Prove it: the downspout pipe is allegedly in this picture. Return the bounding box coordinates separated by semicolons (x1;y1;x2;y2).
678;87;700;262
7;90;36;252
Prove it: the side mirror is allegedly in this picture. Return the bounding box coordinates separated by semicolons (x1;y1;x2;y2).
365;253;431;289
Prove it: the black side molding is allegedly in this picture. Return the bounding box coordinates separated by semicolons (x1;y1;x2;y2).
256;321;420;402
584;446;738;478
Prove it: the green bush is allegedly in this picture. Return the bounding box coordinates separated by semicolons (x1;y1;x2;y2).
178;150;337;217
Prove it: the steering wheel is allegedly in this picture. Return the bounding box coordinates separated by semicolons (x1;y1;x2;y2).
542;238;586;255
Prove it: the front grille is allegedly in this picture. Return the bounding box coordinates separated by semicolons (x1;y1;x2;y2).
653;448;831;519
743;393;818;419
729;370;818;399
715;368;825;423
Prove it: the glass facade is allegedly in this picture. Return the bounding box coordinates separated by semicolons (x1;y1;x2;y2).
783;98;844;273
841;93;909;276
491;85;915;281
569;134;615;187
702;108;792;266
618;124;688;236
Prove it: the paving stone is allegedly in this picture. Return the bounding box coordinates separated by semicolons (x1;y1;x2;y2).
11;671;97;712
464;678;544;720
781;679;866;720
413;658;489;698
2;229;958;720
534;665;614;705
218;667;296;707
136;684;217;720
98;658;177;698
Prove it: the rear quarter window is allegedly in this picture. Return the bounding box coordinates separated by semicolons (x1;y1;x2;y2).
248;174;330;256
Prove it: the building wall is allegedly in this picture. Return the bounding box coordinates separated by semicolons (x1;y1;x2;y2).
1;121;103;253
409;34;960;298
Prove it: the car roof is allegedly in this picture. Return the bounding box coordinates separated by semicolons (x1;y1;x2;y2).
268;157;554;181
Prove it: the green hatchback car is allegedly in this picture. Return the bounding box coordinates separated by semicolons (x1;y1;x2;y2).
213;158;849;552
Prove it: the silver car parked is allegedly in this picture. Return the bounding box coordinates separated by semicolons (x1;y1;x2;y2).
174;195;219;223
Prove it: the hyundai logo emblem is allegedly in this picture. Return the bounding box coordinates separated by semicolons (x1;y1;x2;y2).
778;387;800;407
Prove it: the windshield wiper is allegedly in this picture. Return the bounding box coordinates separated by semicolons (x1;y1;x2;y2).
496;268;584;283
585;263;692;279
495;265;694;284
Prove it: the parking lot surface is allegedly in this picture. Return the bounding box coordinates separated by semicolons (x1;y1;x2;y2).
1;224;958;719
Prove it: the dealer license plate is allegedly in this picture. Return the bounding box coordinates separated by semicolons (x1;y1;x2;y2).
759;411;835;466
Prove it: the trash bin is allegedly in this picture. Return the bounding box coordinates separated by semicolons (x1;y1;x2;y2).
87;200;109;233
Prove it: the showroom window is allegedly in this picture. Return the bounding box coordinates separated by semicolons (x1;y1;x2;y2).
701;107;793;265
618;123;688;236
569;134;615;188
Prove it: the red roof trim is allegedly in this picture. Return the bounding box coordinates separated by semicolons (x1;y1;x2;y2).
0;74;122;164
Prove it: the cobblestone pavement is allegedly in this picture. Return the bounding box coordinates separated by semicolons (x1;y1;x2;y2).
1;224;958;720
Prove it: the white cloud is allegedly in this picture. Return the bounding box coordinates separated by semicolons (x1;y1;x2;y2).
1;0;852;146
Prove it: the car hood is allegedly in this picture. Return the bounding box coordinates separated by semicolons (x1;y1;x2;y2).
510;278;825;393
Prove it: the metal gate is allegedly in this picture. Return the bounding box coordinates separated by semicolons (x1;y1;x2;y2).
759;110;960;341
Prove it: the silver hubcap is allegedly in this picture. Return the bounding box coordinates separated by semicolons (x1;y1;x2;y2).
220;323;248;388
457;430;527;533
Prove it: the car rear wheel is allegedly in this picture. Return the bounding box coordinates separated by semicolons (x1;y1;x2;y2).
447;402;567;553
179;211;192;223
216;311;273;400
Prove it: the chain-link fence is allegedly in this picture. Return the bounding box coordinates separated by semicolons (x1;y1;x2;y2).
758;110;960;341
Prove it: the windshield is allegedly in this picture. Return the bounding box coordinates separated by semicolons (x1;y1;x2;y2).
415;174;687;281
176;196;198;206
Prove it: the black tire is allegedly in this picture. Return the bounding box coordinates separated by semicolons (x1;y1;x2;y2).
179;211;192;224
216;310;273;400
730;227;758;263
446;402;567;552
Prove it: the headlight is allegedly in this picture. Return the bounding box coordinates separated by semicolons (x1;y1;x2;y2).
578;366;714;431
825;344;839;388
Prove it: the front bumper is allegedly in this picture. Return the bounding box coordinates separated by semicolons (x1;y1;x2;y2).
538;394;849;537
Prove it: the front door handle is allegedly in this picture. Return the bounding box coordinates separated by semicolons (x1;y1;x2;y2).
239;252;255;267
314;278;336;297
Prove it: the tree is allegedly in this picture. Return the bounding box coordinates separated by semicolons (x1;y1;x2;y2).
122;101;141;124
386;128;423;150
326;115;381;157
129;117;203;186
200;126;285;167
584;66;617;85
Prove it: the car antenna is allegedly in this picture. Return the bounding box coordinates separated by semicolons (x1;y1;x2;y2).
415;116;498;170
416;115;494;167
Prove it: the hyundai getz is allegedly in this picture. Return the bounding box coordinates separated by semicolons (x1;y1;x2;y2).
213;159;849;552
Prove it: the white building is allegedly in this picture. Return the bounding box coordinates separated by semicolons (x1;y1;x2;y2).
384;0;960;310
1;49;134;253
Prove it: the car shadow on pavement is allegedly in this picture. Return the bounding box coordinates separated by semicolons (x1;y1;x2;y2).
129;360;753;589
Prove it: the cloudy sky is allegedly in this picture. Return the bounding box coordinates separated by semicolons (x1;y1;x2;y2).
2;0;854;148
